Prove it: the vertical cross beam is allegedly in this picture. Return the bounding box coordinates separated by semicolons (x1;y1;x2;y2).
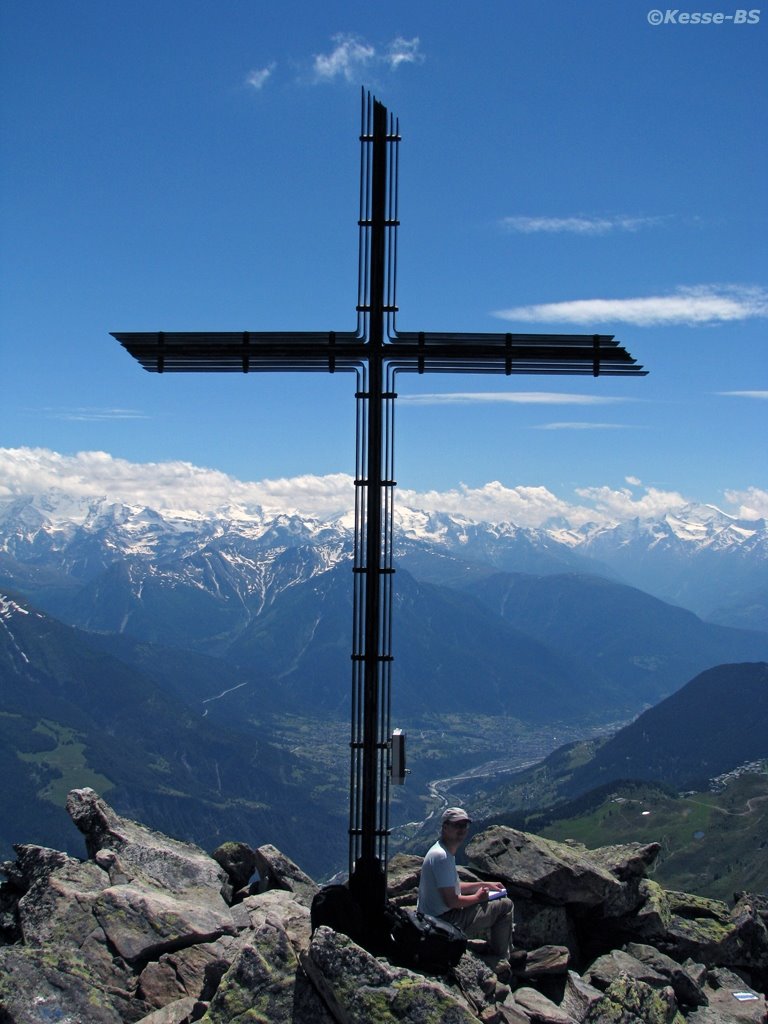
111;91;646;936
348;95;398;917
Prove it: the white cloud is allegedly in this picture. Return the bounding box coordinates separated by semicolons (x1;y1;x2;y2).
494;285;768;327
399;391;630;407
502;214;665;235
0;447;352;519
575;484;689;521
723;487;768;520
717;390;768;400
246;64;275;90
385;37;423;69
0;447;761;531
312;33;423;82
313;34;375;82
396;480;583;528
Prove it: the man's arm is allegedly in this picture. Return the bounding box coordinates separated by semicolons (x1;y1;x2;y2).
460;881;504;895
438;882;502;910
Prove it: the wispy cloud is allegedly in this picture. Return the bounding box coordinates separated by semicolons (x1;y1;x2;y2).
312;33;422;82
502;214;665;235
494;285;768;327
385;37;424;70
1;447;764;530
41;408;149;422
717;390;768;400
245;64;275;90
313;34;375;81
399;391;631;407
532;422;638;431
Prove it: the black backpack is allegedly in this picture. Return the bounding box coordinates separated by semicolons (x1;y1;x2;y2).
310;884;365;945
385;904;467;973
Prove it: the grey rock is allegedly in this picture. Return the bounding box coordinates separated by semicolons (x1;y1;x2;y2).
199;920;302;1024
136;936;237;1007
466;828;628;912
624;941;708;1006
498;997;536;1024
588;843;661;882
17;850;110;947
513;898;578;954
728;898;768;973
253;842;319;908
584;976;682;1024
91;883;237;965
690;967;768;1023
387;852;423;905
519;945;571;978
659;892;768;978
12;843;73;887
0;945;140;1024
683;958;709;989
67;787;227;894
305;924;482;1023
137;956;189;1008
559;970;604;1023
622;879;673;940
135;997;198;1023
96;847;133;885
211;841;256;892
514;985;577;1024
584;948;669;992
452;950;506;1016
239;888;313;953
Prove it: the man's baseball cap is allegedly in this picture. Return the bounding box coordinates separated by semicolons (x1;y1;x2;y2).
442;807;472;824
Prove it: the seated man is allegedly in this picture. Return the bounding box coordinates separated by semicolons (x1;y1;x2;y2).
417;807;513;961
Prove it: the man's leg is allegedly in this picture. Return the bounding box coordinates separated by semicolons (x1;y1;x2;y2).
442;899;514;957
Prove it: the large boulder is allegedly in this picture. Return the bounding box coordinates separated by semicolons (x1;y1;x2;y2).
686;967;767;1024
466;828;652;917
199;915;331;1024
0;945;134;1024
584;948;674;994
584;975;684;1024
304;924;483;1023
252;843;320;908
66;788;227;895
624;943;708;1007
211;840;257;899
513;985;577;1023
621;890;768;988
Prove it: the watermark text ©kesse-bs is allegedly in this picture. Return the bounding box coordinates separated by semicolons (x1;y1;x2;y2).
647;8;760;24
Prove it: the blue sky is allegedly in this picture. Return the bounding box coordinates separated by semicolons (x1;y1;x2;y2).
2;1;766;527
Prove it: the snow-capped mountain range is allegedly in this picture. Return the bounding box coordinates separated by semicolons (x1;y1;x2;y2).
0;489;765;634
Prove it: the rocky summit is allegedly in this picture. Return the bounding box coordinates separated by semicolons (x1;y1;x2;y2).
1;790;767;1024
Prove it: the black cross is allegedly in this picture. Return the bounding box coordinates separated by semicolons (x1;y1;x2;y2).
112;91;646;926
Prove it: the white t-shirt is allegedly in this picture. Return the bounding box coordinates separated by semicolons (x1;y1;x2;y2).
417;839;459;917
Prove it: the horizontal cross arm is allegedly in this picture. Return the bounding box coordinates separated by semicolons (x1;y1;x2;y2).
386;331;645;376
110;331;366;373
111;329;645;377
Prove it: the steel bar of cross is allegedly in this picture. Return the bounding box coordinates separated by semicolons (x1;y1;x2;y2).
112;91;647;925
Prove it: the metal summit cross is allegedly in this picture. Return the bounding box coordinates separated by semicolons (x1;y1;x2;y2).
113;91;646;924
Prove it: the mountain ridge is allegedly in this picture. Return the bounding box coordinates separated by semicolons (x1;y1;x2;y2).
1;489;766;630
